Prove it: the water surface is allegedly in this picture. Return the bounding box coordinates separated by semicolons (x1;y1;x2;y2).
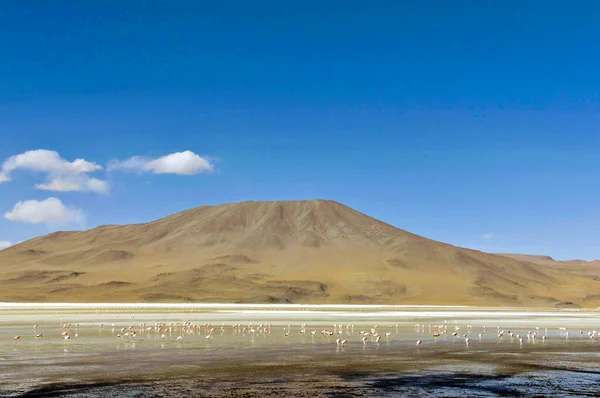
1;304;599;397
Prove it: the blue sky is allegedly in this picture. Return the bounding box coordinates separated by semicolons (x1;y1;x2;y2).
0;1;599;260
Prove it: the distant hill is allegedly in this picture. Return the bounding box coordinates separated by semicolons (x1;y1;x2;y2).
1;200;599;307
496;254;556;262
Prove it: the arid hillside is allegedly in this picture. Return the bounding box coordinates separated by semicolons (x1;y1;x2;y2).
0;200;598;307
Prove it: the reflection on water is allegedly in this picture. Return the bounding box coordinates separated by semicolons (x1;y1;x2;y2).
0;305;598;396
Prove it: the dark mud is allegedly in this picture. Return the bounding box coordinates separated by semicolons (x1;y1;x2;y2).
4;346;600;397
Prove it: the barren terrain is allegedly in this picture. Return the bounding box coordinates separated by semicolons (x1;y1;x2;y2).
0;200;598;307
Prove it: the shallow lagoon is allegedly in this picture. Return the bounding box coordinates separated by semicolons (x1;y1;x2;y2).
0;304;599;397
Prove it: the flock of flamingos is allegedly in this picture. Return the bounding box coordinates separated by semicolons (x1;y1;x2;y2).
10;319;600;349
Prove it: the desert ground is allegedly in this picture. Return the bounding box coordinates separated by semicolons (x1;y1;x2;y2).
0;200;599;308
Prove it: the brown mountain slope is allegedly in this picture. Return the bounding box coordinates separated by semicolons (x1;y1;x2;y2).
496;253;600;306
498;253;600;267
0;200;598;307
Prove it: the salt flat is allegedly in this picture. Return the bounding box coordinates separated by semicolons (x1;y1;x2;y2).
1;305;599;397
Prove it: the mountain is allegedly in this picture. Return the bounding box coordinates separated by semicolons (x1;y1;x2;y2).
1;200;599;307
498;253;600;266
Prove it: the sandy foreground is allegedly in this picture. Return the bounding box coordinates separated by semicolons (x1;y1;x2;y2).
0;304;599;397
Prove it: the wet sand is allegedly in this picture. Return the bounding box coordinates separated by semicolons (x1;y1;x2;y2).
1;304;599;397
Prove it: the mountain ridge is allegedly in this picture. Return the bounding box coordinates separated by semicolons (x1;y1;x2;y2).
1;199;599;307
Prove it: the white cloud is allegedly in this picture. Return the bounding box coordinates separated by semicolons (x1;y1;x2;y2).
0;241;11;250
108;150;214;175
86;178;109;193
0;171;10;183
3;149;101;175
0;149;108;193
35;179;81;192
3;198;84;226
482;233;494;239
35;177;109;194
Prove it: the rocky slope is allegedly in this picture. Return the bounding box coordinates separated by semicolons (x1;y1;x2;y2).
0;200;598;307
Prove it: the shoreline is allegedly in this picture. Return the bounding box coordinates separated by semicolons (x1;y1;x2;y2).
0;302;598;312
